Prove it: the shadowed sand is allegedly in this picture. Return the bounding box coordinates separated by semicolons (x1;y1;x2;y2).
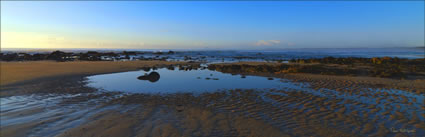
0;61;198;86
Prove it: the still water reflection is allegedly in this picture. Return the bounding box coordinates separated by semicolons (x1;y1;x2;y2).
86;68;283;94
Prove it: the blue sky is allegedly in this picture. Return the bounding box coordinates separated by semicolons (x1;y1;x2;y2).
1;1;424;49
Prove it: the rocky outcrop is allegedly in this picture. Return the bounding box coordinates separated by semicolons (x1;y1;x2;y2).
137;72;160;82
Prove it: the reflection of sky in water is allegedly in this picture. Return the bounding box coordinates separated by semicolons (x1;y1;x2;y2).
2;66;423;135
86;68;425;131
0;94;118;127
86;68;283;94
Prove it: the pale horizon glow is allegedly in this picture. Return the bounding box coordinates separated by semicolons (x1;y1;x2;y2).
1;1;424;50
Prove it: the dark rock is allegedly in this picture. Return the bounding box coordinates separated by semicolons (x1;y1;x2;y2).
167;65;175;70
142;67;151;72
137;72;160;82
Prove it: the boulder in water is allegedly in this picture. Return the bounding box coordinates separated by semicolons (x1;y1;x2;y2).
137;72;160;82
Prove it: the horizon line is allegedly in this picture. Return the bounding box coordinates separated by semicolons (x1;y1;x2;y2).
1;46;423;51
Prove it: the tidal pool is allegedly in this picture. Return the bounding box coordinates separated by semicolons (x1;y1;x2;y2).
85;67;425;123
3;66;424;136
86;68;285;94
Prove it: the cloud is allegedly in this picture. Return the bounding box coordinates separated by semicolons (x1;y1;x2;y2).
254;40;296;47
256;40;281;46
269;40;281;44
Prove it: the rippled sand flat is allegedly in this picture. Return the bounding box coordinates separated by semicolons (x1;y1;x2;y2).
1;61;424;137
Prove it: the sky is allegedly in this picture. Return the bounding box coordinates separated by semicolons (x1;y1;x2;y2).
1;1;424;50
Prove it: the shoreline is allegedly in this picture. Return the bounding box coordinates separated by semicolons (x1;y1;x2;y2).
2;60;424;94
1;61;424;136
0;60;199;87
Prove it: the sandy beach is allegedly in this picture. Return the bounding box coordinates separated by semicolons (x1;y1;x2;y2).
1;61;424;137
0;61;198;86
3;1;425;136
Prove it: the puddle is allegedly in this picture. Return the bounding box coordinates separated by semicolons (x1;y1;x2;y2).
86;68;284;94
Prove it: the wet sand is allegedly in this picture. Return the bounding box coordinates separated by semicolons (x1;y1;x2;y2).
211;62;425;93
1;60;198;86
1;61;424;137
